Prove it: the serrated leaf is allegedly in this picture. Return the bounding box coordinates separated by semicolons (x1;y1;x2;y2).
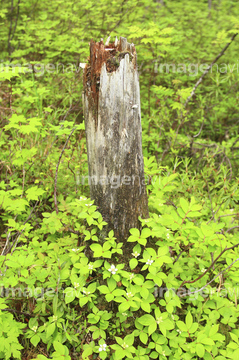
26;186;45;201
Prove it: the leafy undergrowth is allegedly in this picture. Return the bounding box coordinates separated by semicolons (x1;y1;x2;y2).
1;1;239;359
0;161;239;359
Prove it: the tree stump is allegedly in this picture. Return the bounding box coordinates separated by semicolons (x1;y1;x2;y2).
83;36;149;242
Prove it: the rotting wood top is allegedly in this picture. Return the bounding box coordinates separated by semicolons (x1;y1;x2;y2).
83;36;137;106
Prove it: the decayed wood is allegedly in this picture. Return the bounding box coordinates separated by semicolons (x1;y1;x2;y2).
83;36;149;242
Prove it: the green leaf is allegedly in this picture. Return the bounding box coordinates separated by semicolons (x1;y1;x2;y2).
139;332;148;344
114;349;125;359
113;289;125;296
196;343;205;357
80;297;88;307
46;322;56;338
129;228;140;237
90;243;102;256
88;282;97;293
105;293;114;302
150;351;159;359
148;321;157;336
209;325;219;337
180;198;189;213
166;303;174;313
138;237;147;246
189;323;198;333
230;332;238;343
118;301;130;312
141;301;151;313
53;294;58;315
177;208;185;219
233;349;239;358
141;228;152;238
186;311;193;329
227;342;238;349
53;341;66;354
124;334;134;346
189;211;202;217
138;314;156;326
129;258;138;270
176;321;187;332
31;334;40;347
108;277;117;292
64;288;75;304
190;204;202;211
140;287;149;300
98;285;109;294
201;338;215;345
82;346;93;359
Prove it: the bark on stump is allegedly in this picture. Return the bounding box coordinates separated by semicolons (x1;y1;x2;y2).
83;36;149;242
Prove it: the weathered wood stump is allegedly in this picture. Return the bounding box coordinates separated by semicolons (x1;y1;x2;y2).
83;36;149;242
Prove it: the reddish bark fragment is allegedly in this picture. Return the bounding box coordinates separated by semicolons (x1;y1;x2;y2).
83;37;136;111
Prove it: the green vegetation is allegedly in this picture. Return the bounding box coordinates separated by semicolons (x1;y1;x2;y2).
1;0;239;359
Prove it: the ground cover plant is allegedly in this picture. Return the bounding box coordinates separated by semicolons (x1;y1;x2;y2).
0;0;239;359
